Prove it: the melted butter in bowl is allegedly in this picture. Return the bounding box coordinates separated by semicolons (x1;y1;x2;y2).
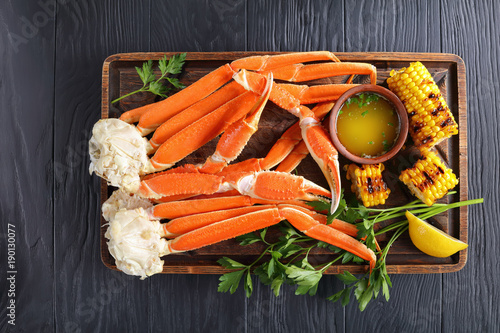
329;85;408;164
336;92;400;158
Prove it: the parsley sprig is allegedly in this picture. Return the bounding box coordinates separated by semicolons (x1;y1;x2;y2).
111;53;187;104
217;192;483;311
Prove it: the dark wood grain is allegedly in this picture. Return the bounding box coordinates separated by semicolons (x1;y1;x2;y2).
441;0;500;331
53;1;151;331
0;1;55;331
247;0;345;52
150;0;247;52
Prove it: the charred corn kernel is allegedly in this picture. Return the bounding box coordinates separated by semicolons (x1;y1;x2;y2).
387;62;458;151
399;151;458;206
345;163;390;207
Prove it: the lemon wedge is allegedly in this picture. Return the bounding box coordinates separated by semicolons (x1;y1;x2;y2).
406;211;468;257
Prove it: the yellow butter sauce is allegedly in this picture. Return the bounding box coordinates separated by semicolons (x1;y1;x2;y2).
336;93;400;157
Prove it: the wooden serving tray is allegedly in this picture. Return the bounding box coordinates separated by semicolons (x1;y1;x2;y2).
100;52;467;275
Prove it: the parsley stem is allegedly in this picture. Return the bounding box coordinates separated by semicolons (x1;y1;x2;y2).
248;244;274;269
288;245;315;264
379;225;408;261
373;198;483;236
418;198;483;220
375;220;407;236
111;87;147;104
315;253;345;270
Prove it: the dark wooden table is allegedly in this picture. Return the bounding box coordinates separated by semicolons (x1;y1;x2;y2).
1;1;497;332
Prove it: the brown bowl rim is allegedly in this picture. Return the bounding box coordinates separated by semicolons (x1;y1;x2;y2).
328;84;408;164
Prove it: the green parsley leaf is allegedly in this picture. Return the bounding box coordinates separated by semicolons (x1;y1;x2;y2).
254;263;273;285
236;232;262;246
358;286;374;311
217;257;247;269
159;53;186;75
286;265;322;296
336;271;359;284
306;199;331;213
244;271;253;297
166;77;186;89
260;228;268;242
361;110;369;117
112;53;187;104
354;278;368;300
341;288;352;306
218;270;246;294
271;276;284;297
327;289;345;303
382;279;390;301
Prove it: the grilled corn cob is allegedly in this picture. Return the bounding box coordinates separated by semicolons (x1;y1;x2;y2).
345;163;390;207
399;151;458;206
387;61;458;151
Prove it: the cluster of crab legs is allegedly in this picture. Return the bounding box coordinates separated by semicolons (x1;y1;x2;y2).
90;52;379;278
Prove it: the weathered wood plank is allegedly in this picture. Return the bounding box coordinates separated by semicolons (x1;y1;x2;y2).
151;0;247;52
247;0;345;52
441;0;500;331
0;1;55;331
344;1;443;331
344;0;440;52
246;275;345;333
148;1;248;332
53;0;151;331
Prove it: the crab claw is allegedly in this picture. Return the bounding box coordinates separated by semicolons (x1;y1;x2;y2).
225;171;331;202
297;107;341;213
89;119;155;193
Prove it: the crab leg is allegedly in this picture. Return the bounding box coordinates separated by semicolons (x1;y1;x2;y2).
197;74;273;174
230;51;340;72
139;170;331;201
223;171;331;201
161;205;276;237
233;69;356;109
160;201;355;237
151;194;319;219
151;195;258;219
147;81;247;153
295;106;342;213
166;208;283;252
261;102;334;170
138;172;223;199
278;207;376;270
259;62;377;84
277;83;356;105
163;205;376;270
234;70;342;212
102;190;364;279
275;141;310;173
201;102;335;176
119;64;235;135
149;90;263;170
